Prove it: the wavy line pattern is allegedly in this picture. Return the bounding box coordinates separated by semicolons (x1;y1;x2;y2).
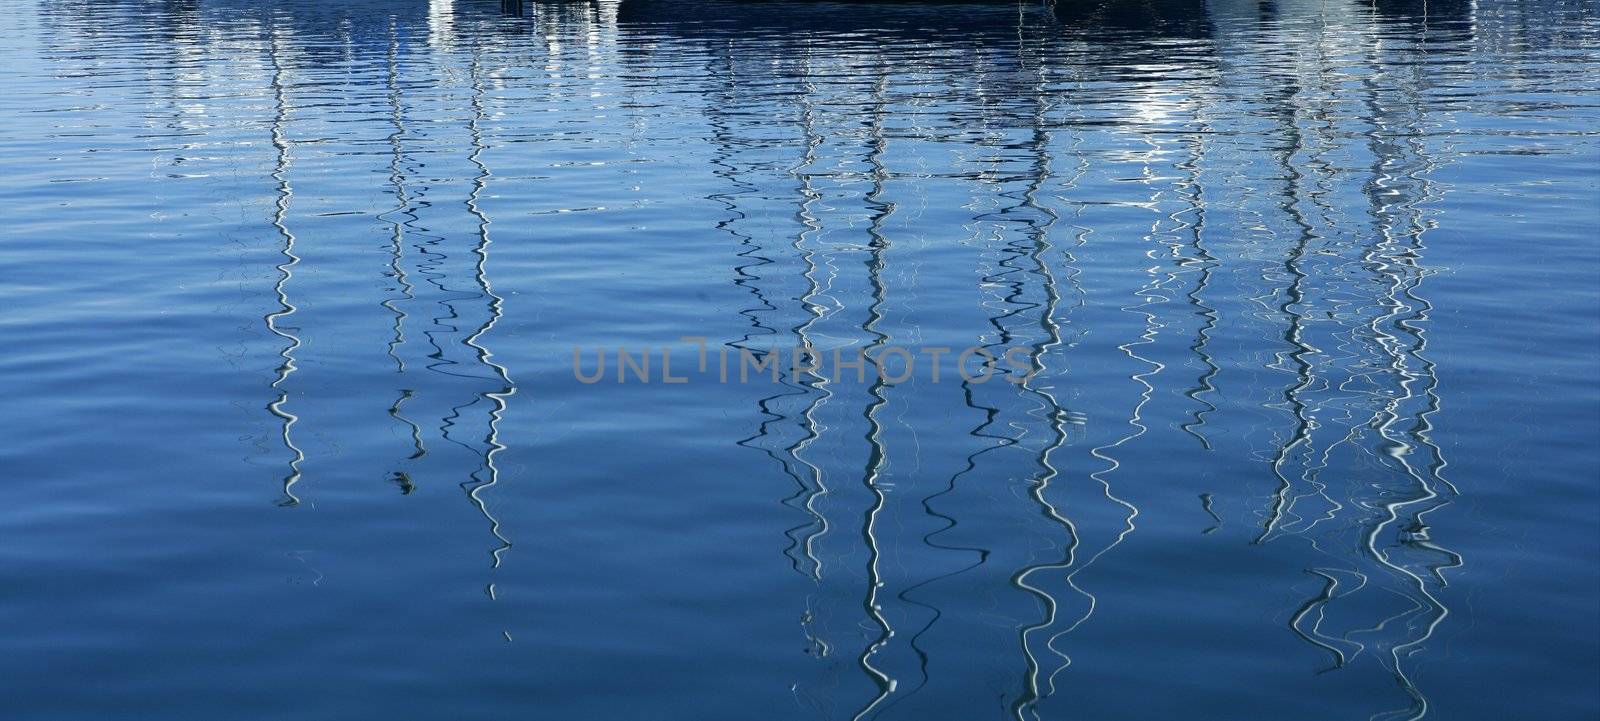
5;1;1596;720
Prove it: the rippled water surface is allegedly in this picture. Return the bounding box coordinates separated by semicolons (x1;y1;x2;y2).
2;0;1598;718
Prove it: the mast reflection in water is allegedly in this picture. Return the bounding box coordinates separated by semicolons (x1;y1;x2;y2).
1;1;1597;720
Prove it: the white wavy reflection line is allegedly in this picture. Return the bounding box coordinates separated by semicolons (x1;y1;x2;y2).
1008;102;1078;721
850;70;897;721
462;49;516;571
264;25;303;508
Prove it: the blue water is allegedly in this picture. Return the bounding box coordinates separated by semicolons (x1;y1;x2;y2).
1;0;1598;719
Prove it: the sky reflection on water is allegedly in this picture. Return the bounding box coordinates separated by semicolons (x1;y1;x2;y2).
0;0;1597;719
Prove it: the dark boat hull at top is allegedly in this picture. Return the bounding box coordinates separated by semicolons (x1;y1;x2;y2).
0;1;1596;720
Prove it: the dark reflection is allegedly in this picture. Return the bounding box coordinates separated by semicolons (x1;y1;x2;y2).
1365;0;1474;24
38;0;1511;46
1052;0;1211;37
616;0;1061;38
